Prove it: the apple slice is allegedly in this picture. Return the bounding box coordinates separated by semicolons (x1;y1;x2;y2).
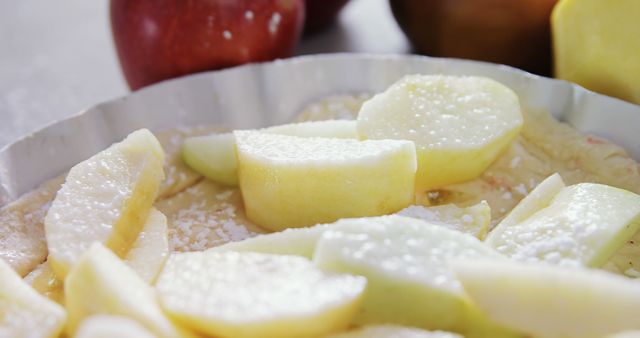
181;120;358;186
486;182;640;267
64;243;189;338
235;131;416;231
486;173;566;242
23;262;64;304
453;259;640;338
155;251;366;338
75;315;156;338
397;201;491;239
211;223;330;259
45;129;165;278
313;215;504;333
124;207;169;284
0;258;66;338
327;325;462;338
357;75;523;191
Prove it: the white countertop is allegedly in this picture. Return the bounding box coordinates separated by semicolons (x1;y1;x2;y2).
0;0;410;149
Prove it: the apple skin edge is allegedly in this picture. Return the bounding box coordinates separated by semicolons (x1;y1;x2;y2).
389;0;558;76
110;0;305;90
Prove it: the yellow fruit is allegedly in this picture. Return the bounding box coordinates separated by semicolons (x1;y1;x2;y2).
235;131;416;230
328;325;463;338
0;258;66;338
454;259;640;338
75;315;157;338
313;215;504;334
124;208;169;284
486;173;566;235
398;201;491;240
181;120;358;187
357;75;523;191
23;262;64;304
552;0;640;104
156;251;366;338
44;129;164;278
486;183;640;267
64;243;187;338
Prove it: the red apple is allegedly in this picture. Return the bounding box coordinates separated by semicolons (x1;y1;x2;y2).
390;0;558;75
303;0;350;34
110;0;305;90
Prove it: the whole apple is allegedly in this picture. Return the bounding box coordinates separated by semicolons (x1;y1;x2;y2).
111;0;305;90
303;0;350;34
390;0;558;75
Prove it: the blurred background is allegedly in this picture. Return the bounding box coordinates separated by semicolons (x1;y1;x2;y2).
1;0;636;148
0;0;410;148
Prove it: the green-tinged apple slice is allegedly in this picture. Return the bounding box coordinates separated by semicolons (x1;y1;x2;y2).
453;259;640;338
604;230;640;278
182;132;238;186
155;251;366;338
312;215;507;334
64;243;191;338
181;120;358;186
75;315;157;338
0;258;66;338
486;183;640;267
327;325;463;338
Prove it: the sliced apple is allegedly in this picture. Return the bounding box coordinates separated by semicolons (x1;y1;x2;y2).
156;251;366;338
327;324;463;338
453;259;640;338
23;262;64;304
235;131;416;231
357;75;523;191
486;183;640;267
64;243;188;338
75;315;157;338
0;258;66;338
486;173;566;241
181;120;358;187
45;129;165;278
398;201;491;239
211;223;330;259
313;215;504;334
124;207;169;284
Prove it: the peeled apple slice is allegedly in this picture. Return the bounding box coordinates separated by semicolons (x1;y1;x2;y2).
64;243;188;338
398;201;491;240
486;173;566;235
313;215;504;333
181;120;357;186
211;223;329;259
486;183;640;267
45;129;165;278
453;259;640;338
75;315;157;338
124;207;169;284
182;132;238;186
23;262;64;304
328;325;463;338
552;0;640;104
235;131;416;231
357;75;523;191
155;251;366;338
0;258;66;338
